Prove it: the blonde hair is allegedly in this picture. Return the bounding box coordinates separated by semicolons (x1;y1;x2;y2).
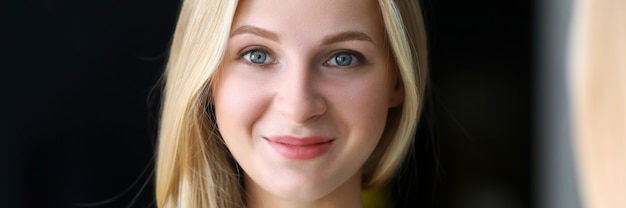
155;0;428;207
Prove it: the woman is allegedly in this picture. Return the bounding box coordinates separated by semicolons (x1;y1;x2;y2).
156;0;427;207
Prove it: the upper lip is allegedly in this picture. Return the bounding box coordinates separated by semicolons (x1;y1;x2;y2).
264;136;334;146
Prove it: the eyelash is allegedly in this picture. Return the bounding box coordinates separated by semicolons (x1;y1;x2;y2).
238;47;275;66
324;50;364;68
237;47;365;68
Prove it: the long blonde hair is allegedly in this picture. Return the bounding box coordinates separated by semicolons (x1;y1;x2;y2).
155;0;428;207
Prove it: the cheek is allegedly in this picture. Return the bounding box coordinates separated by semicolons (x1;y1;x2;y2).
335;76;391;120
322;75;392;183
326;74;392;145
213;73;269;144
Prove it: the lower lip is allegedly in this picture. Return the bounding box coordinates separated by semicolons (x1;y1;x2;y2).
266;140;333;160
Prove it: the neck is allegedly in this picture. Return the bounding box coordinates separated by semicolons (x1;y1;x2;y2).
245;172;364;208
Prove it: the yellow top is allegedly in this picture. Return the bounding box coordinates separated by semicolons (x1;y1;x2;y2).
362;184;394;208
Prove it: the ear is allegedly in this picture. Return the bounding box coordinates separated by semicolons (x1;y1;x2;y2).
388;74;404;108
386;53;403;108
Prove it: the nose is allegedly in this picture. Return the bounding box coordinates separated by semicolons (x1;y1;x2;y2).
273;63;327;124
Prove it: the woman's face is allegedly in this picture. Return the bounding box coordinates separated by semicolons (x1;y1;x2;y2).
213;0;403;203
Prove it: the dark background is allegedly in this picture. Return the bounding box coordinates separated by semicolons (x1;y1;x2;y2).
1;0;531;207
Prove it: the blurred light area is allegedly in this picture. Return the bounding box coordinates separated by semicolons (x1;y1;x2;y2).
535;0;581;207
569;0;626;207
537;0;626;207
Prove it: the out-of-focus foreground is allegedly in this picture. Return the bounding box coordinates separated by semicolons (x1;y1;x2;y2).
570;0;626;207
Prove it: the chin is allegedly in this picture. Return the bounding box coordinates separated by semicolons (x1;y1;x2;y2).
248;171;340;203
278;177;335;199
272;186;334;202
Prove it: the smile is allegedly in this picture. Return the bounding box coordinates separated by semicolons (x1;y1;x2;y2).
264;136;334;160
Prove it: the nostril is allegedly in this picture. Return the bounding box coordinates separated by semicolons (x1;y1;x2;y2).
274;87;327;124
272;62;327;124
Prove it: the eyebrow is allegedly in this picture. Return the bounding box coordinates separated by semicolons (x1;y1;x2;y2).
231;25;279;42
230;25;375;46
321;31;376;46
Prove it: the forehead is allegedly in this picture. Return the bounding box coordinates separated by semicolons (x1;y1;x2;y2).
231;0;385;45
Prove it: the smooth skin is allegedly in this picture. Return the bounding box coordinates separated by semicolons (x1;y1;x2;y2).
213;0;403;207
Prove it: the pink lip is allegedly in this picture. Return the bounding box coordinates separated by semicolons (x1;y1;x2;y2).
265;136;334;160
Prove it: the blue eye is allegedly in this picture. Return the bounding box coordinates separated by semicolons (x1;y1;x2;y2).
242;49;273;65
326;52;359;67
